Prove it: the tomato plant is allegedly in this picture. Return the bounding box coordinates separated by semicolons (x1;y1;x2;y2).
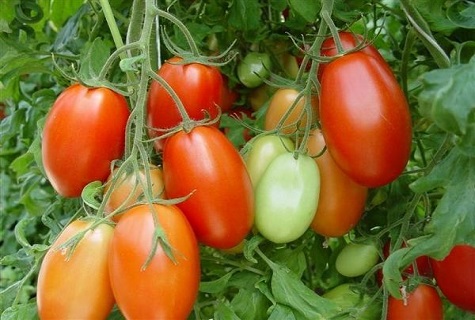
264;88;318;135
37;220;115;320
430;244;475;313
335;242;379;277
41;84;130;197
109;204;200;319
103;164;165;221
387;284;443;320
162;126;254;249
306;129;368;237
319;51;412;187
147;56;223;147
255;152;320;243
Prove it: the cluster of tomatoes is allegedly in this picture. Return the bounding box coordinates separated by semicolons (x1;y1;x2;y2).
37;31;474;319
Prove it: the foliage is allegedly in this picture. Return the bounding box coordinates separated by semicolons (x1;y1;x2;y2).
1;0;474;319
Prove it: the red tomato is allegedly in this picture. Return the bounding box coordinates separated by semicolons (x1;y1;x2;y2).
319;52;412;187
430;244;475;313
162;126;254;249
318;31;386;79
264;88;318;135
387;284;443;320
103;164;166;221
307;129;367;237
42;84;130;197
147;57;223;149
109;204;200;319
37;220;115;319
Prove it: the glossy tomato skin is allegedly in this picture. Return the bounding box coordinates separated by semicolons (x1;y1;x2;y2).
264;88;318;135
109;204;200;319
430;244;475;313
37;220;115;320
103;164;166;221
255;153;320;244
245;134;295;188
237;52;272;88
42;84;130;197
387;284;443;320
307;129;368;237
162;126;254;249
318;31;385;79
335;242;379;277
147;57;223;147
319;52;412;187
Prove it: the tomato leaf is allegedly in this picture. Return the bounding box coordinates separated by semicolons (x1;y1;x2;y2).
78;38;113;83
81;180;103;211
1;302;37;320
288;0;319;23
228;0;261;32
213;301;241;320
199;271;236;294
418;57;475;156
268;304;297;320
231;288;270;320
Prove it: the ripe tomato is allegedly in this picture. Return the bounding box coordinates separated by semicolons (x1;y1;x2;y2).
147;57;223;148
103;164;166;221
37;220;115;319
162;126;254;249
430;244;475;313
244;134;295;188
387;284;443;320
318;31;386;79
264;88;318;135
42;84;130;197
335;242;379;277
319;52;412;187
307;129;368;237
255;152;320;244
237;52;272;88
109;204;200;319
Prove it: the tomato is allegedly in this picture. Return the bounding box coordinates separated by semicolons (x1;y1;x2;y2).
335;242;379;277
42;84;130;197
319;52;412;187
147;57;223;148
248;83;276;111
307;129;368;237
245;134;295;188
264;88;318;135
220;75;239;112
109;204;200;319
103;164;166;221
430;244;475;313
162;126;254;249
37;220;115;319
237;52;272;88
255;152;320;244
323;283;381;320
387;284;443;320
318;31;385;80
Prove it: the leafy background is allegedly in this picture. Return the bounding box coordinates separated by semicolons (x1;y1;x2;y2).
1;0;474;319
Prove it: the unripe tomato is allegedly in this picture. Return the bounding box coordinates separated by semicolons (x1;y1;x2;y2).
245;134;295;188
319;52;412;187
387;284;443;320
237;52;272;88
335;242;379;277
37;220;115;320
307;129;368;237
103;164;166;221
255;152;320;243
42;84;130;197
264;88;318;135
109;204;200;319
248;84;276;111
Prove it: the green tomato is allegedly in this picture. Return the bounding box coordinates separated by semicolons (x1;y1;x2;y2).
255;153;320;243
245;134;295;188
237;52;272;88
323;284;381;320
335;242;379;277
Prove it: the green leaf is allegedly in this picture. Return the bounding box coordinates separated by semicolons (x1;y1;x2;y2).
228;0;262;32
268;304;297;320
409;0;459;34
446;1;475;29
418;59;475;156
81;181;103;211
288;0;320;23
231;288;270;320
50;0;84;29
78;38;113;83
199;271;236;294
1;302;37;320
214;301;241;320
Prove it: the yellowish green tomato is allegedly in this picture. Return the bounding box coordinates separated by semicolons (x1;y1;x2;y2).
237;52;272;88
335;242;379;277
